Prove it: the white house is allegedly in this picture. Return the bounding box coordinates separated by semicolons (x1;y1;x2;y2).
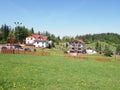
33;40;49;48
26;34;51;48
26;36;35;45
86;47;97;54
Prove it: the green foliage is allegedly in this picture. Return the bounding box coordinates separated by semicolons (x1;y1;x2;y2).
76;33;120;44
95;42;102;54
116;45;120;55
104;45;113;57
63;50;68;54
61;36;74;42
0;24;11;43
14;26;31;43
52;42;55;48
31;27;34;34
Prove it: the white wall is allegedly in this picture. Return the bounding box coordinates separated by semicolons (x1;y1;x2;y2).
26;37;35;44
33;41;49;48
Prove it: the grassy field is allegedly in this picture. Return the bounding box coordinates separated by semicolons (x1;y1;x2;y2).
0;52;120;90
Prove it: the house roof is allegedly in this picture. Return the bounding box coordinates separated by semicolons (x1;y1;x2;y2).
31;34;40;40
73;40;85;44
26;34;48;41
26;36;34;38
40;35;48;41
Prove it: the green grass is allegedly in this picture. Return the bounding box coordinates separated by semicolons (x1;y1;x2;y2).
86;41;116;52
0;53;120;90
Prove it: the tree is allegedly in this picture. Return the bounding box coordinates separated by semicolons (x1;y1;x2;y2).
14;26;31;43
61;36;75;42
95;42;102;54
0;24;11;42
95;42;99;52
116;45;120;55
38;31;40;35
104;45;113;57
7;29;15;43
31;27;34;34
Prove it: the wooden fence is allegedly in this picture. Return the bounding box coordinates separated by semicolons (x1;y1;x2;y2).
64;54;120;62
64;54;88;60
0;49;50;56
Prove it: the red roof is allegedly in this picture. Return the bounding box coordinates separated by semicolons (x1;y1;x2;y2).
31;34;40;40
74;40;85;44
30;34;48;41
40;35;48;41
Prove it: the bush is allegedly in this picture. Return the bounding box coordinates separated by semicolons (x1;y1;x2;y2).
64;50;68;54
104;49;113;57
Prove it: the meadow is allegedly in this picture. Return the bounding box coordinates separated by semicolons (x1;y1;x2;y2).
0;51;120;90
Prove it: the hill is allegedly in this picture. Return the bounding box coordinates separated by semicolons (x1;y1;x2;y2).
76;33;120;46
86;41;116;52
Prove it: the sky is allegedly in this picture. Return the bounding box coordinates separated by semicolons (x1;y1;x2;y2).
0;0;120;37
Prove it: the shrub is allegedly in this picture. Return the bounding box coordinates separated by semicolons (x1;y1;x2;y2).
104;49;113;57
104;45;113;57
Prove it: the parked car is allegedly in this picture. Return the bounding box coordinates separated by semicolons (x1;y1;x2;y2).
24;48;31;52
1;46;8;50
15;47;24;51
14;45;22;49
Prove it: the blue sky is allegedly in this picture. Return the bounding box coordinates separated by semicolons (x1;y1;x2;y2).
0;0;120;37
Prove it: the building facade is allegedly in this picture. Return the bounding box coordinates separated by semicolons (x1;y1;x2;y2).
68;40;85;53
26;34;51;48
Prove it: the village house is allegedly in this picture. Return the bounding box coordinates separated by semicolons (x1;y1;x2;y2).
26;34;51;48
68;40;85;53
86;47;97;54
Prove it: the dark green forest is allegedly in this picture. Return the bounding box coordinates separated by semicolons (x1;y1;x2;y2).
76;33;120;45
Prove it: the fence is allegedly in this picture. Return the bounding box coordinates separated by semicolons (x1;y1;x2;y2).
64;54;120;62
1;50;120;62
64;54;88;60
0;49;50;56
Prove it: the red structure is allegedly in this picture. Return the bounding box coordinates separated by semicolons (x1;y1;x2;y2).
10;36;14;50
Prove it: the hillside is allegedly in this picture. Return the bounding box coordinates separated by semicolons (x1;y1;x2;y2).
76;33;120;45
86;41;116;52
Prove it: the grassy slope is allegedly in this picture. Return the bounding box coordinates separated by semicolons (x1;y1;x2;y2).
0;54;120;90
86;41;116;52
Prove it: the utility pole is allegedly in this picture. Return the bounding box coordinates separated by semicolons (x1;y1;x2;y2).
14;22;22;53
14;22;22;44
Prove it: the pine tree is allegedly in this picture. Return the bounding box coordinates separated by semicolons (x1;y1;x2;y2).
31;28;34;34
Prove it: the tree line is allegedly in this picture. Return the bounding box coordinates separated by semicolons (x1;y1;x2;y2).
0;24;120;55
0;24;75;44
76;33;120;45
0;24;120;45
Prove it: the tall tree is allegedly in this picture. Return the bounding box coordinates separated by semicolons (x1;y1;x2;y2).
14;26;31;43
0;24;11;41
31;27;34;34
95;42;101;54
104;45;113;57
7;29;15;43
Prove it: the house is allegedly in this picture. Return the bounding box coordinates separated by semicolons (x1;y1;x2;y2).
68;40;85;53
26;34;51;48
86;47;97;54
